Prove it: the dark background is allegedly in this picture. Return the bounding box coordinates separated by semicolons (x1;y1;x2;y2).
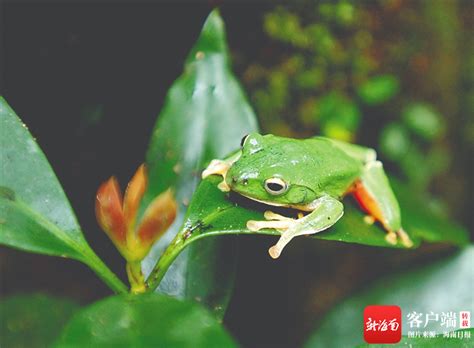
1;2;472;348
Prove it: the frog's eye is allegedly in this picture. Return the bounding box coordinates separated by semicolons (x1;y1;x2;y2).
240;134;249;147
264;178;288;195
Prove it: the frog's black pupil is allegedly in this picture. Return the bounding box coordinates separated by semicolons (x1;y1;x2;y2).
267;182;283;192
240;134;249;147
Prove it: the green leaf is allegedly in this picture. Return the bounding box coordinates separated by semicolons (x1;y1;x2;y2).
144;173;466;293
357;74;400;105
0;97;85;250
357;329;474;348
141;9;258;318
166;174;467;256
55;294;237;348
304;246;474;347
0;294;79;348
402;103;444;140
0;97;126;293
0;197;84;259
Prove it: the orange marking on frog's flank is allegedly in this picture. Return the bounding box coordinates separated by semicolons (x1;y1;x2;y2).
350;180;387;229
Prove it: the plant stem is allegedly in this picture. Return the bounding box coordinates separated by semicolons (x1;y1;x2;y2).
126;261;146;294
145;231;189;292
144;206;236;292
85;252;128;294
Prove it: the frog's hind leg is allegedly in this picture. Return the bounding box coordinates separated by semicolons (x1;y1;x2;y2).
325;138;377;164
352;161;413;247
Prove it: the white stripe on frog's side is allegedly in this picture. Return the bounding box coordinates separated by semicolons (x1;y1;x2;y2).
238;192;321;212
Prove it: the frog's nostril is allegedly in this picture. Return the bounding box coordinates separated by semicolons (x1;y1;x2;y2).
231;176;237;184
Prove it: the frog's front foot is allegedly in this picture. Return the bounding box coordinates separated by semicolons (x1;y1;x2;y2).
247;211;295;233
201;159;231;192
247;195;344;259
202;152;242;192
247;211;298;259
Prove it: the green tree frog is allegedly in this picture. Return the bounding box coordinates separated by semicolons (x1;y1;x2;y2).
202;133;413;258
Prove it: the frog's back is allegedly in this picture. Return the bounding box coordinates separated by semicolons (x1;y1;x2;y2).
270;135;363;197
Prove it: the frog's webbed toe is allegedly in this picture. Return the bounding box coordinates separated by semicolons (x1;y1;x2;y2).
202;159;229;179
396;228;413;248
202;152;242;192
246;212;294;232
248;196;344;259
247;211;300;259
267;221;323;259
385;230;397;245
384;228;413;248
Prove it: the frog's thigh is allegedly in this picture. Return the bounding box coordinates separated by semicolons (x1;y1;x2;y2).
354;161;400;231
268;196;344;259
354;161;413;247
325;138;377;163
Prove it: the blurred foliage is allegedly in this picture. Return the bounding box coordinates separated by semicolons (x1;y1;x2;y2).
56;294;237;347
244;0;403;140
305;246;474;347
0;294;79;348
240;0;472;208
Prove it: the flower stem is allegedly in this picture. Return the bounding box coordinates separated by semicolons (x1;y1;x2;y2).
126;261;146;294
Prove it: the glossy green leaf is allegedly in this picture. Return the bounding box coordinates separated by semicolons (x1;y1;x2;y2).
141;9;258;318
357;74;399;105
0;294;79;348
0;97;126;293
402;103;444;140
304;246;474;347
357;329;473;348
0;98;85;250
55;294;237;348
169;174;467;257
0;197;84;260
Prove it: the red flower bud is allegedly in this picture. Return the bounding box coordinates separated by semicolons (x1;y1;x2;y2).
95;164;177;261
